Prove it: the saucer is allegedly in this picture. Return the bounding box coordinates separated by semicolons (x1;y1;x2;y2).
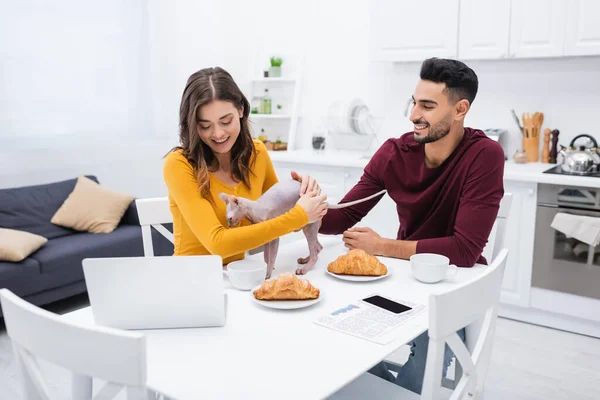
326;268;392;282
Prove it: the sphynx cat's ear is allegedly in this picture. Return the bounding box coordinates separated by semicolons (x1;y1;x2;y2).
218;192;229;203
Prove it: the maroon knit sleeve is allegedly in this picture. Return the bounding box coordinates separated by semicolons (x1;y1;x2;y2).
318;140;391;235
416;143;505;267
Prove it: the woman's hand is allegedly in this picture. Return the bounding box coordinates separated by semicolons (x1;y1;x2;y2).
296;190;328;224
291;171;321;196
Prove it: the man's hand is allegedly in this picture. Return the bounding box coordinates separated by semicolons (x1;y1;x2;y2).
291;170;321;196
342;227;383;255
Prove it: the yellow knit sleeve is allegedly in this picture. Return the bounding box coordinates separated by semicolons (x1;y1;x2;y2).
163;151;308;259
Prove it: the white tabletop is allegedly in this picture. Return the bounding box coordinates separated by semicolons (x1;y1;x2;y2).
61;235;487;400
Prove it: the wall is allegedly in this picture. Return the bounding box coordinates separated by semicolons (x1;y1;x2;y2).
2;1;600;195
230;0;600;159
0;0;150;145
0;0;224;196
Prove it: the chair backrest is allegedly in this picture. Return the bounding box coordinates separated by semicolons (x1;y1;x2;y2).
421;248;509;400
136;197;174;257
482;193;513;262
0;289;150;400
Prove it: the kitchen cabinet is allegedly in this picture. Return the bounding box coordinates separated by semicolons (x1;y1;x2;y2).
269;162;349;247
369;0;459;62
371;0;600;62
565;0;600;56
343;168;399;240
509;0;565;59
269;161;537;305
270;162;398;243
497;180;537;307
458;0;511;60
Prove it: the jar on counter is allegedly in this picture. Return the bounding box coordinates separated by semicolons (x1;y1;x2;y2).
513;150;528;164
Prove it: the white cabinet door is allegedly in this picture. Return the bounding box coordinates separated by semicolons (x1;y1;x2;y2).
369;0;459;62
565;0;600;56
270;161;347;246
499;180;537;307
458;0;511;60
509;0;566;58
343;168;400;241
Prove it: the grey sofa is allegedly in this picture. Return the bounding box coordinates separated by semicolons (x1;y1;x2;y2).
0;176;173;316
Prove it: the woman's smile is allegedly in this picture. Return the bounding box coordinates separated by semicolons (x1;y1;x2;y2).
212;136;230;145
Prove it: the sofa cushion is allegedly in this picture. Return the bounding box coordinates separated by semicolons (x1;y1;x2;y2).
0;258;44;298
0;228;48;262
28;225;146;287
51;176;134;234
0;176;99;239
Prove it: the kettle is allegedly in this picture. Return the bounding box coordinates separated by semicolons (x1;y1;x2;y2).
559;134;600;174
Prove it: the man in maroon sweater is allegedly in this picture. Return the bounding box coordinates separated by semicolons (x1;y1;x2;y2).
319;58;505;393
320;62;504;266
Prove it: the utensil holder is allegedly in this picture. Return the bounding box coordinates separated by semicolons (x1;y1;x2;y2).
523;135;539;162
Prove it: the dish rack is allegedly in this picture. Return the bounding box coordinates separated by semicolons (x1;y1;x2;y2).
321;115;383;155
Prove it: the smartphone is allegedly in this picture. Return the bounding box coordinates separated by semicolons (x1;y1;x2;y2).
362;295;412;314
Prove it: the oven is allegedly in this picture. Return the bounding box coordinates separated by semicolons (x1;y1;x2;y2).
533;183;600;300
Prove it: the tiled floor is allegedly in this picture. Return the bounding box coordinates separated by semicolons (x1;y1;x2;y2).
1;294;599;399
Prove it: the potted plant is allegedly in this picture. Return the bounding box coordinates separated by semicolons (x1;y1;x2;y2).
269;56;283;77
275;104;283;114
273;137;287;151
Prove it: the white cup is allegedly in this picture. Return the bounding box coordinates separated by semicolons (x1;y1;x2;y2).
224;259;267;291
410;253;457;284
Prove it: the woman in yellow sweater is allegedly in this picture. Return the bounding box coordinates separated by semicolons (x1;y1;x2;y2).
163;67;327;265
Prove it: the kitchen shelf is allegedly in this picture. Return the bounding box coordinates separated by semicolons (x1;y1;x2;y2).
247;47;305;150
251;77;297;83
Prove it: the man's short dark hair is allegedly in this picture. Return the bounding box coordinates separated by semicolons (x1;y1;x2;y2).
420;58;478;105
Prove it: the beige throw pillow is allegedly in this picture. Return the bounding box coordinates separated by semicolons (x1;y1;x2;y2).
51;176;134;234
0;228;48;262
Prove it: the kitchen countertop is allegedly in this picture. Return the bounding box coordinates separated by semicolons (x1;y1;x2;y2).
269;150;600;188
268;149;372;168
503;161;600;187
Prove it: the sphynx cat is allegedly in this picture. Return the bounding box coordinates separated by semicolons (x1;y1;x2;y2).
219;179;386;279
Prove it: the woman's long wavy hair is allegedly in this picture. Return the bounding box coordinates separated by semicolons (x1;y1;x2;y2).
168;67;255;201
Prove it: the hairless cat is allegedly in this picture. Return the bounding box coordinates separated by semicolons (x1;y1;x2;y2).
219;179;386;279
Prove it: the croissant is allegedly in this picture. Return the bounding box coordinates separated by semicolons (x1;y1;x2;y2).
253;272;320;300
327;249;388;276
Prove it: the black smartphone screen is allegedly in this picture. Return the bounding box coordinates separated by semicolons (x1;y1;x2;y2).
362;295;412;314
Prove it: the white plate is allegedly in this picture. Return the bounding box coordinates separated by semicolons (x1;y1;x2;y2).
326;267;392;282
347;98;367;134
250;285;323;310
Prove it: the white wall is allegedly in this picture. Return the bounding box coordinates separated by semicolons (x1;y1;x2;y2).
146;0;225;138
2;0;600;196
229;0;600;159
0;0;150;145
0;0;224;196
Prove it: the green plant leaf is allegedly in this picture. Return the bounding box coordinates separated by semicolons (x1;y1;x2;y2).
270;56;283;67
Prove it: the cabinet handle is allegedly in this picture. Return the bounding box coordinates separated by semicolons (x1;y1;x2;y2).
344;173;350;179
528;189;534;196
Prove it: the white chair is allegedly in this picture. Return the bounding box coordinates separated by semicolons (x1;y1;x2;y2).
329;248;509;400
136;197;174;257
383;192;513;383
0;288;170;400
136;196;265;257
486;193;513;262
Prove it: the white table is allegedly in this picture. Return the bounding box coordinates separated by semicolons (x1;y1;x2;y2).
61;235;487;400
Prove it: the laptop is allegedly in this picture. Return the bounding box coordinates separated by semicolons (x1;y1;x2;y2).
82;255;226;330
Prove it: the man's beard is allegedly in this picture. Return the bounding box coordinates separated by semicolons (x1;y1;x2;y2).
413;118;452;144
